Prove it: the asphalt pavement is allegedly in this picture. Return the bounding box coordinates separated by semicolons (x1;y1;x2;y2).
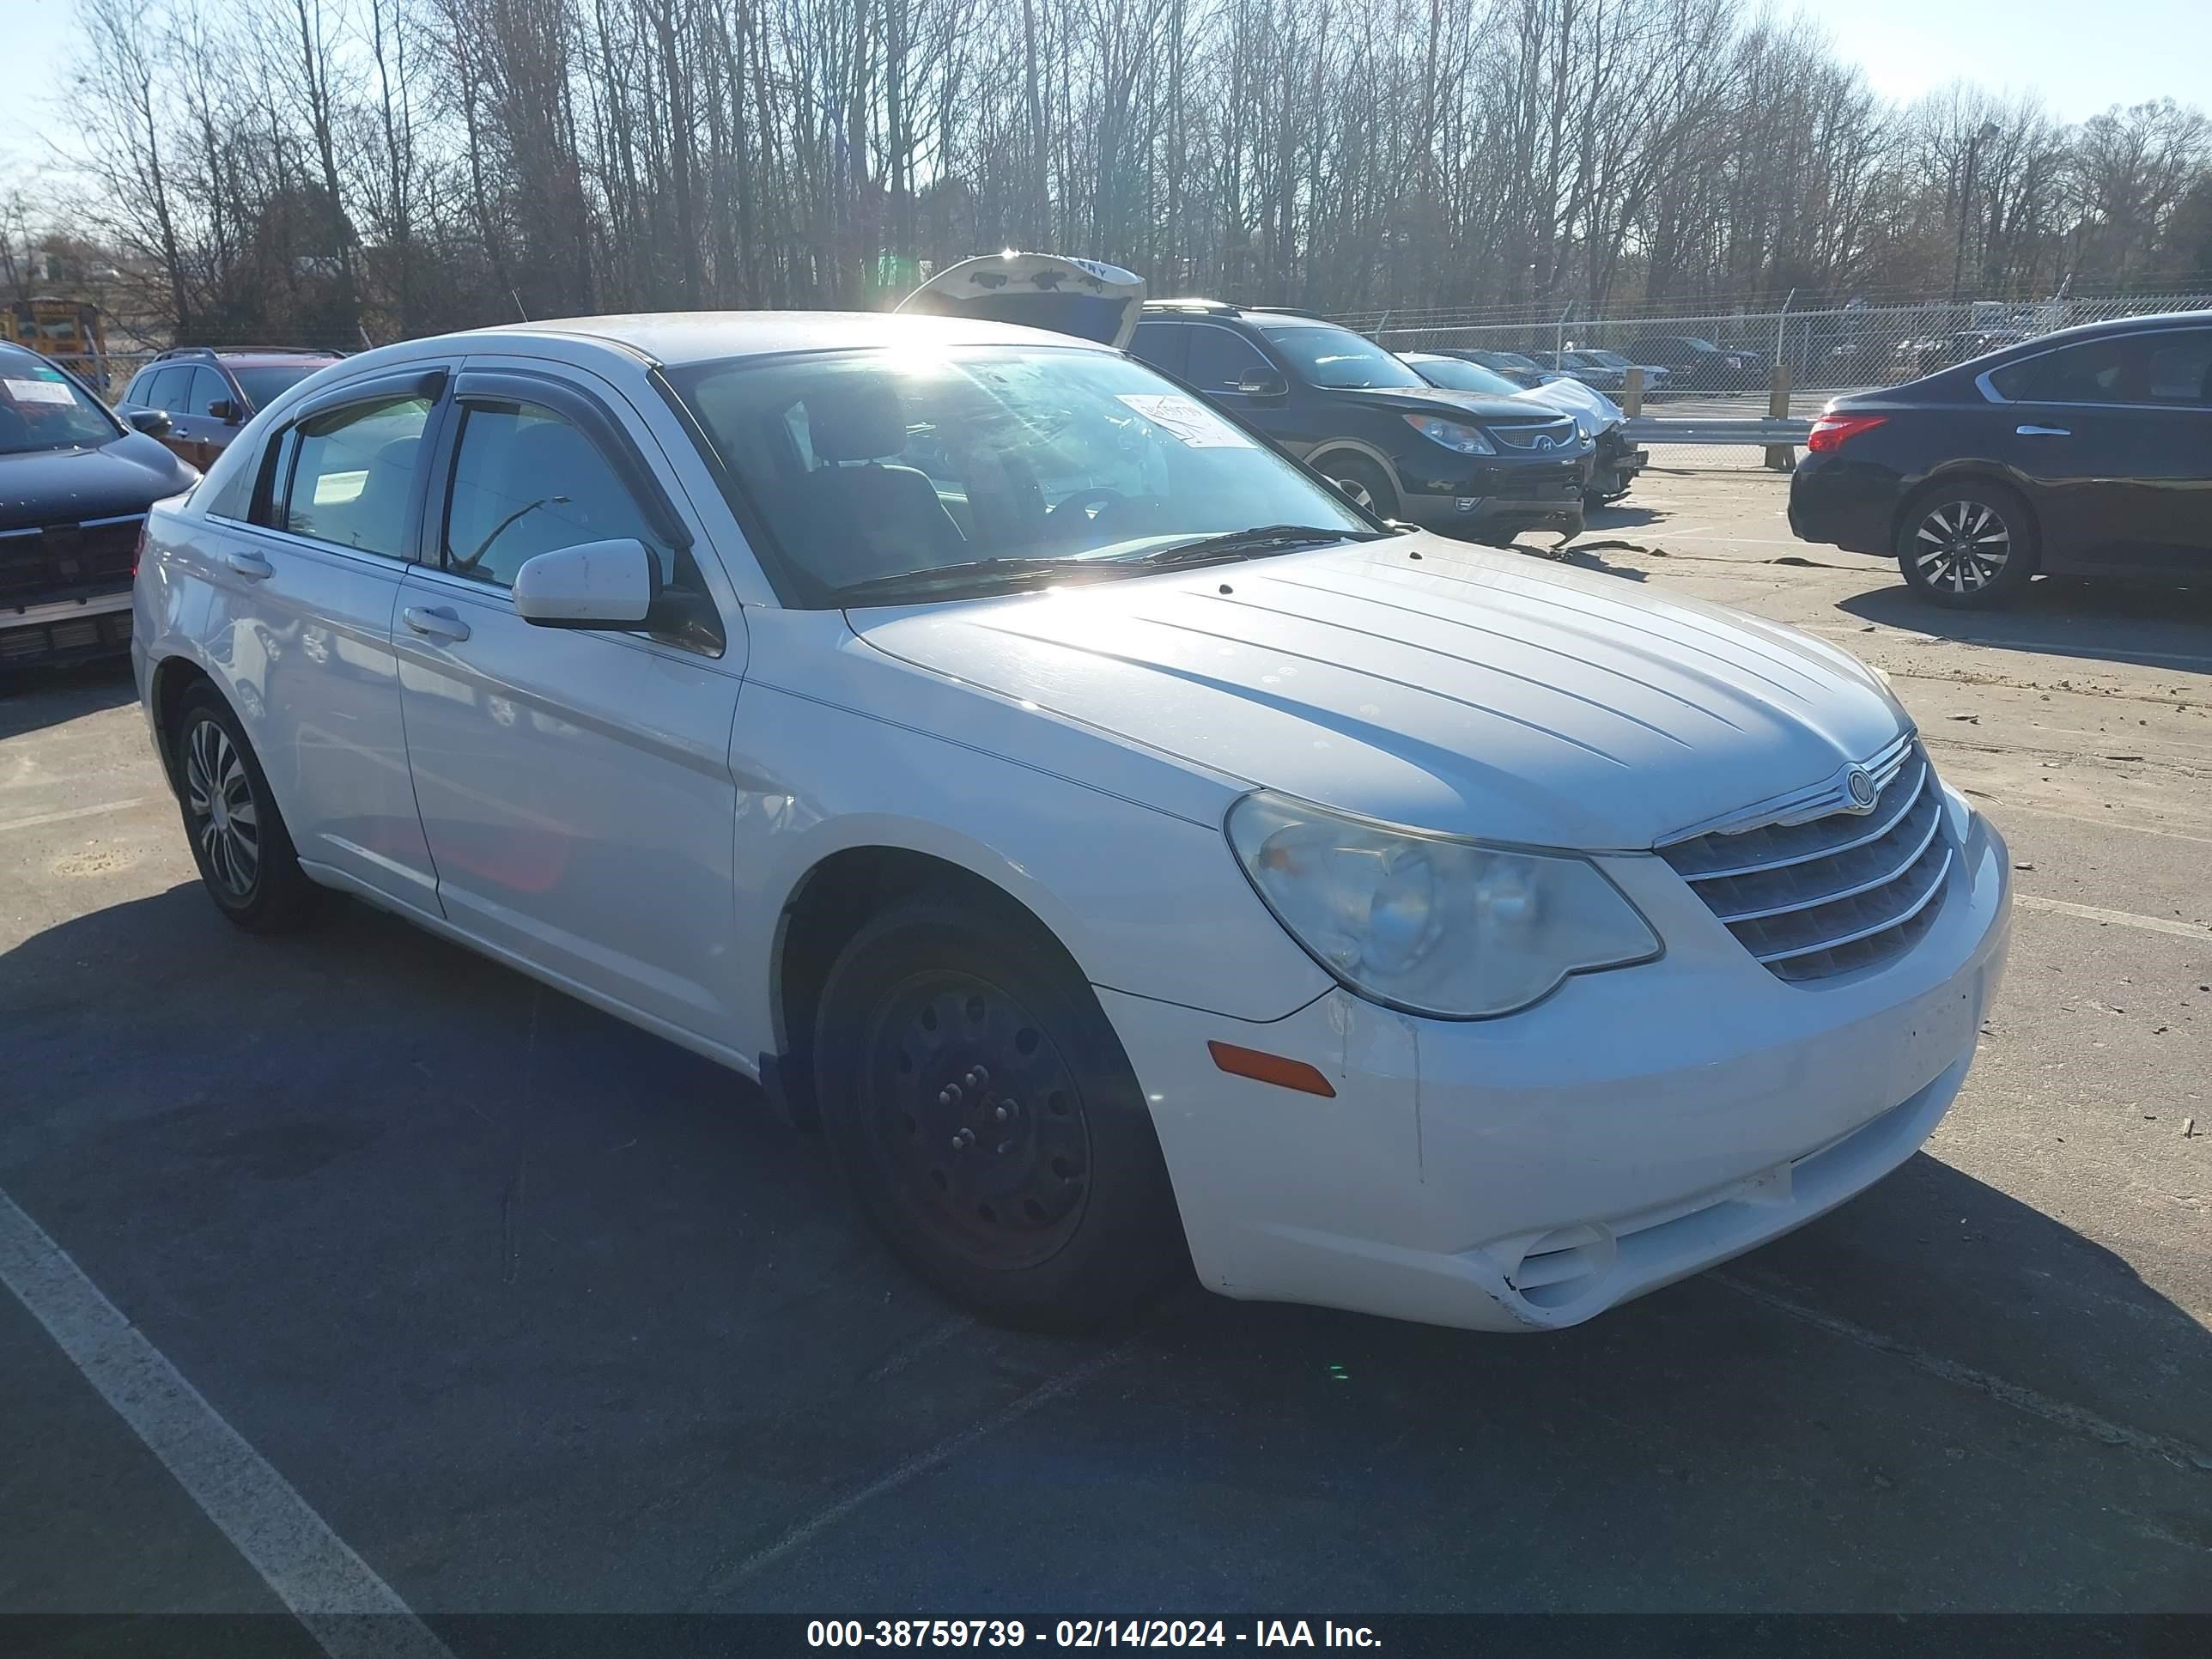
2;474;2207;1642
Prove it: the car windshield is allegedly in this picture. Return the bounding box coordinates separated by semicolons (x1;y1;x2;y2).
1407;356;1522;397
231;362;331;408
1257;324;1427;389
0;351;120;455
670;344;1374;605
1489;352;1539;371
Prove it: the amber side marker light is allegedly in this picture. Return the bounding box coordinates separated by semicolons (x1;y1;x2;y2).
1207;1041;1338;1097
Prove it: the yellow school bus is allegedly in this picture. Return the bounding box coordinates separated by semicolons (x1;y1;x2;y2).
0;299;112;392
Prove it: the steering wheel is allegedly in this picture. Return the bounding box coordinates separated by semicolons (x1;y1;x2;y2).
1047;487;1126;520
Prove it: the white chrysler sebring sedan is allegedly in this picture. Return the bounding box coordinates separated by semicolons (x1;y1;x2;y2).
132;313;2011;1333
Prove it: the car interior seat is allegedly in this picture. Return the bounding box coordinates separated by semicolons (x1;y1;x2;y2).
794;382;967;586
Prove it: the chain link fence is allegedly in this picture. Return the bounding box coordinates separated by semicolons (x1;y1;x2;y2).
1340;291;2212;471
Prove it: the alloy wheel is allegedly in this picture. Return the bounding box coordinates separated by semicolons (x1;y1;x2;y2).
1334;477;1376;510
183;716;261;898
1912;500;2011;595
862;969;1093;1273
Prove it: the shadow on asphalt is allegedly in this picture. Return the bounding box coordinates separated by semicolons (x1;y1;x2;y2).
0;656;138;741
1583;503;1666;532
1838;579;2212;674
5;884;2209;1613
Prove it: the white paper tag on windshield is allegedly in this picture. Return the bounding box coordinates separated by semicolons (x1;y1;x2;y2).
1115;393;1255;448
4;377;76;405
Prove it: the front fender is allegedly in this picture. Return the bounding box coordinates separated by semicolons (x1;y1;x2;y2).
726;678;1334;1048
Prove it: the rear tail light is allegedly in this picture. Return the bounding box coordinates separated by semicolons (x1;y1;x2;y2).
1807;412;1887;453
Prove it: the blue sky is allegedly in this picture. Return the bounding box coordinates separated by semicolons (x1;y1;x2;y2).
1822;0;2211;115
3;0;2209;181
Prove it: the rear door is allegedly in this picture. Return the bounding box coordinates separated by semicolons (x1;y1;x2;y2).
208;365;450;912
392;362;747;1043
1985;327;2212;575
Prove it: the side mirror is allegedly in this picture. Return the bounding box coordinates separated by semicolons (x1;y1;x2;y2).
207;398;241;423
126;407;173;437
512;538;660;629
1236;367;1289;397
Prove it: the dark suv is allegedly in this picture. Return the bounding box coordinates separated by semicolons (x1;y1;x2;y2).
1128;303;1590;542
117;347;342;470
2;342;198;669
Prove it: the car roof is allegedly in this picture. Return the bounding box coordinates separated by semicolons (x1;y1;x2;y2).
459;310;1111;366
1986;309;2208;349
215;350;343;366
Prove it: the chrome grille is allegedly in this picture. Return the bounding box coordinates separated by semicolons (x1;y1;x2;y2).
1660;742;1952;983
1486;416;1580;453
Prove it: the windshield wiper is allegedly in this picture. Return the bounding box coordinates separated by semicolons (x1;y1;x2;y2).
834;554;1097;605
1131;525;1379;568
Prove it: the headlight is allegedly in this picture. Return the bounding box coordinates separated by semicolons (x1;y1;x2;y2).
1402;413;1493;454
1227;792;1661;1018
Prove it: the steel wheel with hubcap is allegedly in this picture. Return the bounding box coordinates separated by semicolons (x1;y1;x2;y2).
813;893;1183;1328
1896;482;2036;608
172;683;324;932
864;970;1092;1273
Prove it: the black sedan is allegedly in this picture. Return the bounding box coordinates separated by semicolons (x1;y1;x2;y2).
1789;313;2211;608
2;343;199;668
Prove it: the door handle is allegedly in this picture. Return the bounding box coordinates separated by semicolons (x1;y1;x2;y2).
402;605;471;644
222;549;273;580
2015;424;2070;437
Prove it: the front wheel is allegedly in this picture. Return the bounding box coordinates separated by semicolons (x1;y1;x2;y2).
1895;482;2038;608
1316;453;1400;520
811;895;1183;1329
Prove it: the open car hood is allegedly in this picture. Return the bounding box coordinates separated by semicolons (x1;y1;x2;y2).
897;253;1146;349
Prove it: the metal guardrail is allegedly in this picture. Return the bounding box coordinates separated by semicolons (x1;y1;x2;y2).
1626;416;1812;446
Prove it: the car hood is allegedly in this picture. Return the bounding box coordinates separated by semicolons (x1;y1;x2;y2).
0;434;198;530
1329;385;1535;422
1514;379;1624;434
854;537;1910;850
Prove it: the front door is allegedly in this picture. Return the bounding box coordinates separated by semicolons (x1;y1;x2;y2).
1182;323;1299;450
160;366;230;471
392;365;747;1044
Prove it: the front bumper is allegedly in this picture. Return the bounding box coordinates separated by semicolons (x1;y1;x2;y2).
1;586;134;666
1103;804;2011;1333
1396;452;1589;538
1592;436;1648;497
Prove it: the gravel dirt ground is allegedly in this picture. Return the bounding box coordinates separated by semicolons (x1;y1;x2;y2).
2;470;2206;1639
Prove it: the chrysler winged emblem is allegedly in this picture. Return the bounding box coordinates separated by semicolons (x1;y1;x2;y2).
1844;766;1878;812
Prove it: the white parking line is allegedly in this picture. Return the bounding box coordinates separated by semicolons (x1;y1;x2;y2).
1713;1273;2212;1473
705;1334;1139;1598
0;1188;454;1659
2014;894;2212;943
0;798;149;836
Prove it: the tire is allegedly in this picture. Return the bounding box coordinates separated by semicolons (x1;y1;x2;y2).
171;684;324;933
811;893;1183;1329
1316;453;1400;520
1895;480;2038;609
